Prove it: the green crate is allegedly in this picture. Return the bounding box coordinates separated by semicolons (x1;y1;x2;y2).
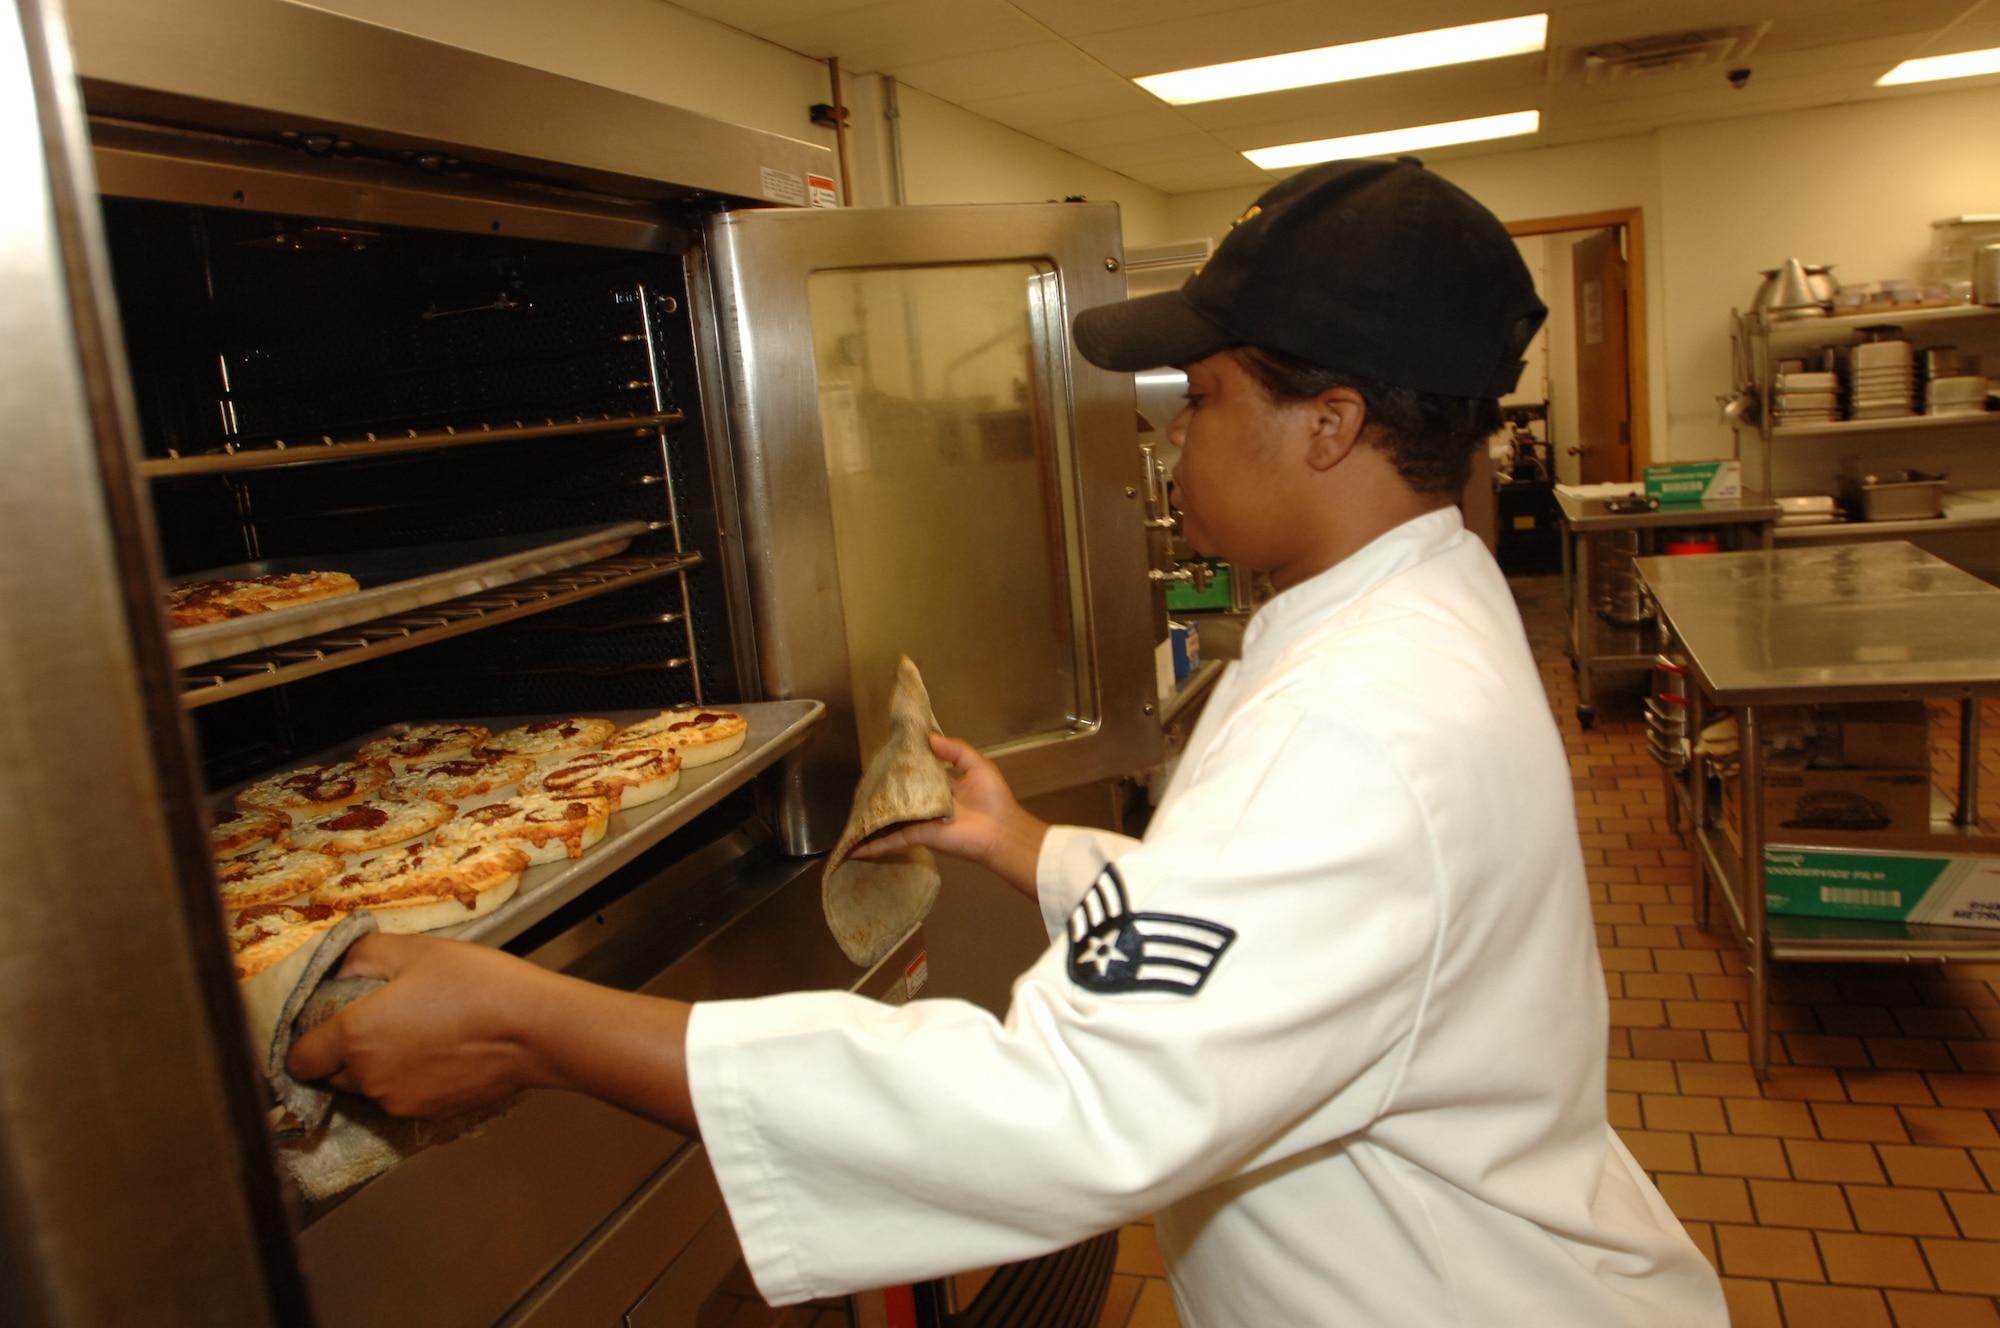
1164;563;1231;611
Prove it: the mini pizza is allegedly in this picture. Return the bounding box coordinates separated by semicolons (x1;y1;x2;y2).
311;842;529;934
167;570;360;628
283;798;453;856
230;902;348;1056
235;759;391;815
379;752;537;807
355;722;492;772
216;845;347;915
211;805;292;859
522;746;681;810
431;792;612;865
606;707;748;768
228;902;347;972
482;717;618;766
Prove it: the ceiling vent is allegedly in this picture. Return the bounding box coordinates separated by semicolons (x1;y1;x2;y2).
1567;23;1769;85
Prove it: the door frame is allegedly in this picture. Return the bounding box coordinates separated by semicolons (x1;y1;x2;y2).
1505;208;1651;477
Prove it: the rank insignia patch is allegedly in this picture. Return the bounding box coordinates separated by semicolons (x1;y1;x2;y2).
1065;865;1234;995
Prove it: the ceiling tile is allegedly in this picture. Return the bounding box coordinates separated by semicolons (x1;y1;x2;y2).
956;79;1165;128
891;41;1108;102
1088;132;1244;168
1119;157;1274;193
1894;15;2000;59
754;1;1049;66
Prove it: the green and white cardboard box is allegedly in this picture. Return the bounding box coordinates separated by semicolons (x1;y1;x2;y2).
1764;844;2000;930
1645;459;1742;504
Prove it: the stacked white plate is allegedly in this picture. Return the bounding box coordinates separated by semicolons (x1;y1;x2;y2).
1925;374;1989;416
1772;370;1840;425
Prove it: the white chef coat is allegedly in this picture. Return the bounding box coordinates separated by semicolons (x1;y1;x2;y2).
688;507;1726;1326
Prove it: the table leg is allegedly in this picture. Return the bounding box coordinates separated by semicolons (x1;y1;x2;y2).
1957;697;1984;829
1741;704;1770;1079
1691;687;1710;931
1574;532;1595;728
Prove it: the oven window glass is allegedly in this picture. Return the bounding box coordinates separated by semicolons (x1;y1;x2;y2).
807;263;1087;754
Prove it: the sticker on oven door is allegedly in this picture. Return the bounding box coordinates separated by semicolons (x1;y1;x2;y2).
807;173;839;208
759;166;807;207
903;951;929;998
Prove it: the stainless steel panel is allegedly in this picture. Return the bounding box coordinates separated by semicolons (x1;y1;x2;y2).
303;1085;695;1328
67;0;833;210
301;851;930;1328
92;119;684;253
704;202;1161;850
0;0;299;1320
1635;542;2000;704
623;1207;747;1328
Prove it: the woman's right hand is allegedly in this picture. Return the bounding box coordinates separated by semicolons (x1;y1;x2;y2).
848;733;1048;898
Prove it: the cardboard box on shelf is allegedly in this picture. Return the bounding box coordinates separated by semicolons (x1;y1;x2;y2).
1645;459;1742;504
1761;844;2000;931
1834;701;1929;770
1722;766;1934;846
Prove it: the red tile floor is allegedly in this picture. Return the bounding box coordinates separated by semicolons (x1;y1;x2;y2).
1098;583;2000;1328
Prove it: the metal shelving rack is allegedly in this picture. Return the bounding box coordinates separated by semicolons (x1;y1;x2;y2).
1734;302;2000;541
1639;542;2000;1078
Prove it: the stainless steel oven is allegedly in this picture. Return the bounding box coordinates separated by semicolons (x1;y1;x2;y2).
0;0;1159;1324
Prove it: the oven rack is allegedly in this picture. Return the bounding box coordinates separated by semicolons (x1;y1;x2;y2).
140;410;688;478
178;550;701;708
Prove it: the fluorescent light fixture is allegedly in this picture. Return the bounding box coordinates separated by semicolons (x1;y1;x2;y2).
1877;46;2000;86
1137;14;1547;105
1245;110;1541;170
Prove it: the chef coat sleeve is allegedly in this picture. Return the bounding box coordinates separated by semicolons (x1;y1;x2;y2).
1036;824;1140;938
686;695;1440;1305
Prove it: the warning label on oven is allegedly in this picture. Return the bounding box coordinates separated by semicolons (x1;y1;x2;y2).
807;173;839;208
903;951;929;999
760;166;807;207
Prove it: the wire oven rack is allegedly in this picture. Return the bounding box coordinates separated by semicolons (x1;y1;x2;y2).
178;550;701;708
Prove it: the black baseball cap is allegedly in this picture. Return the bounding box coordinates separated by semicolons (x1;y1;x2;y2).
1074;157;1547;398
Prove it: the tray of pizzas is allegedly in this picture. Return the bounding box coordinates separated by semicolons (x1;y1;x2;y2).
166;520;653;667
214;700;824;1053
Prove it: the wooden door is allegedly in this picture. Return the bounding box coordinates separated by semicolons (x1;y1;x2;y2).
1572;227;1631;483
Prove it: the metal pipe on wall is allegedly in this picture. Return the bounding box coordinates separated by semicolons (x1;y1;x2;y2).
883;74;907;206
825;55;851;206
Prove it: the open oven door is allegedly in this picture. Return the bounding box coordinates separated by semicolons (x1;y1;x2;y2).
696;202;1162;853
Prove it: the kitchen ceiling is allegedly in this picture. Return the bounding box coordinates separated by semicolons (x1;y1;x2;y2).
664;0;2000;193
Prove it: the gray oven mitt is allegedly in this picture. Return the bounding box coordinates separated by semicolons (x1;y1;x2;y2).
262;911;522;1203
266;910;384;1139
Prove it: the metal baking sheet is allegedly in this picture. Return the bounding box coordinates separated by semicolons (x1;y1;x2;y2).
168;520;653;667
212;700;825;949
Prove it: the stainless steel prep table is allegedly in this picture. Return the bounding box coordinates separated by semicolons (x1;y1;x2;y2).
1556;489;1778;726
1634;541;2000;1076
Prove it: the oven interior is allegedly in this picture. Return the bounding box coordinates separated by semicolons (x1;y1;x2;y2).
104;196;739;792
